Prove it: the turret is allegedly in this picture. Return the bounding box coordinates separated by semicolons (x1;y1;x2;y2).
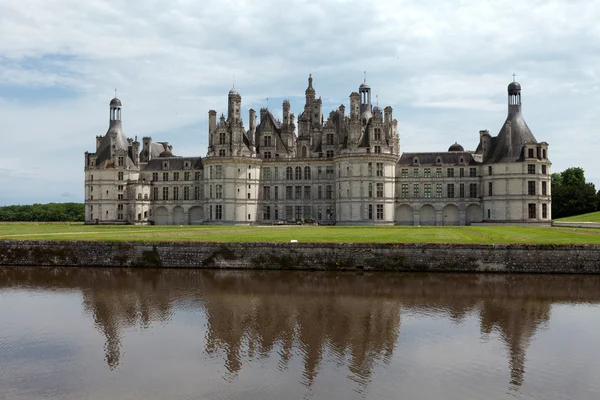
227;88;241;123
132;138;140;165
283;100;291;125
349;92;360;120
141;137;152;163
305;74;315;107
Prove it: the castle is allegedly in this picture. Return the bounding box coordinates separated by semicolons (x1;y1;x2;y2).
84;75;551;225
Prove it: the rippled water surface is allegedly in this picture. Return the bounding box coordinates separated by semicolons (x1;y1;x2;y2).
1;268;600;399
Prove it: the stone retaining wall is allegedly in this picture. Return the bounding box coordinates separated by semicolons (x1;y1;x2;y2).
1;240;600;273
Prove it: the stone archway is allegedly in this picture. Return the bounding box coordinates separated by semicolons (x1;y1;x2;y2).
188;206;204;225
173;206;185;225
466;204;483;225
442;204;460;226
395;204;414;226
154;207;169;225
419;204;436;226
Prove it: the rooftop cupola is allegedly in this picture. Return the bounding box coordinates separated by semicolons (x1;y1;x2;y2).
508;74;522;116
305;73;316;106
359;73;372;119
110;97;122;121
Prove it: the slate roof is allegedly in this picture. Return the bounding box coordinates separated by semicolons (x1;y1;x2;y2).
479;107;537;164
143;157;203;171
398;151;481;166
95;120;131;167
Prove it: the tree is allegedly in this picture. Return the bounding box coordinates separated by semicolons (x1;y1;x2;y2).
551;167;599;219
0;203;84;222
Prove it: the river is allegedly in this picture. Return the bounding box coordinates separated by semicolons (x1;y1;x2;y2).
1;268;599;399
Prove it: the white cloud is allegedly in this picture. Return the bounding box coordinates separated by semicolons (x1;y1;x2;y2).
1;0;600;205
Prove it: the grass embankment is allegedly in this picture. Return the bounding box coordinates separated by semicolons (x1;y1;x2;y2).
556;211;600;223
0;223;599;244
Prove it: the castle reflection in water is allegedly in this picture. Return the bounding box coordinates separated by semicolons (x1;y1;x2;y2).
2;268;599;390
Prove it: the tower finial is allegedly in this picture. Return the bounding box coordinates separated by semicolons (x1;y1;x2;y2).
233;74;235;89
376;94;379;106
364;71;367;83
266;97;269;109
114;88;117;98
512;73;516;82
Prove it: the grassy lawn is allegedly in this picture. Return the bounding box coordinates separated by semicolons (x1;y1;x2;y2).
0;223;599;244
556;211;600;223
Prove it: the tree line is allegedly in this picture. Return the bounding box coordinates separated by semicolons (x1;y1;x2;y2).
0;203;84;222
551;167;600;219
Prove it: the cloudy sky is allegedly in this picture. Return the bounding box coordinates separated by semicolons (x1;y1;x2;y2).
1;0;599;205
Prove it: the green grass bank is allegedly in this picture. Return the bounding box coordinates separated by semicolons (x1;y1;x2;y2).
1;223;599;244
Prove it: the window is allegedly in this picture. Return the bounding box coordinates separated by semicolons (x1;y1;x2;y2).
263;167;272;180
488;182;493;196
413;184;419;197
218;149;226;157
263;205;271;220
528;181;536;195
274;186;279;200
376;204;384;220
172;186;179;200
528;148;534;158
118;156;124;167
326;166;334;179
262;186;271;200
184;186;190;200
295;167;302;180
209;185;213;199
374;128;382;141
326;133;334;145
542;203;548;219
447;168;454;177
163;172;168;181
401;184;408;198
435;168;442;178
162;187;169;200
215;165;223;179
528;203;536;219
469;183;477;198
413;168;419;177
274;167;279;179
424;168;431;178
209;166;213;179
436;183;442;198
118;185;123;191
195;171;202;180
368;183;373;198
543;149;547;159
401;168;408;178
304;166;311;180
153;187;159;200
286;186;293;200
542;181;547;196
459;183;465;198
216;184;223;199
118;172;124;181
368;163;373;176
117;204;124;220
304;186;311;200
117;194;124;200
376;163;384;177
459;168;464;177
286;167;293;180
264;135;272;147
172;172;179;181
368;204;373;220
488;166;492;175
326;150;334;158
424;184;432;198
542;165;547;174
374;146;381;154
447;184;455;198
184;172;190;181
215;204;223;220
219;132;226;144
194;186;202;200
326;185;333;200
144;194;149;200
376;183;384;198
295;186;302;200
528;164;536;174
469;168;477;177
90;175;93;181
294;206;302;221
264;151;272;159
318;186;322;199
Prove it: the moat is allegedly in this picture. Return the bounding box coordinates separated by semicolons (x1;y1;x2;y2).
1;268;599;399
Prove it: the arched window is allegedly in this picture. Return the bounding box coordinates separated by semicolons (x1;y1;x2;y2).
304;166;311;180
302;146;308;158
286;166;293;180
295;166;302;180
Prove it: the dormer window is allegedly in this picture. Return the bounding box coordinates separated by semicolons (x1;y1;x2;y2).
162;161;168;170
459;157;464;164
436;157;441;164
184;161;190;169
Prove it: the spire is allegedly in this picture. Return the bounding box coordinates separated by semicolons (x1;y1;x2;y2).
308;73;313;89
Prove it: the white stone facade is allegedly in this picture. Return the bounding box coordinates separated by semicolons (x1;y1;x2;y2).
84;77;551;226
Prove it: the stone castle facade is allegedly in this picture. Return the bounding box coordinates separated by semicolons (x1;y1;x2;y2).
84;75;551;225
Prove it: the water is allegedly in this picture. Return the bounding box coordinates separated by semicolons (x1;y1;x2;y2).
1;268;599;400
